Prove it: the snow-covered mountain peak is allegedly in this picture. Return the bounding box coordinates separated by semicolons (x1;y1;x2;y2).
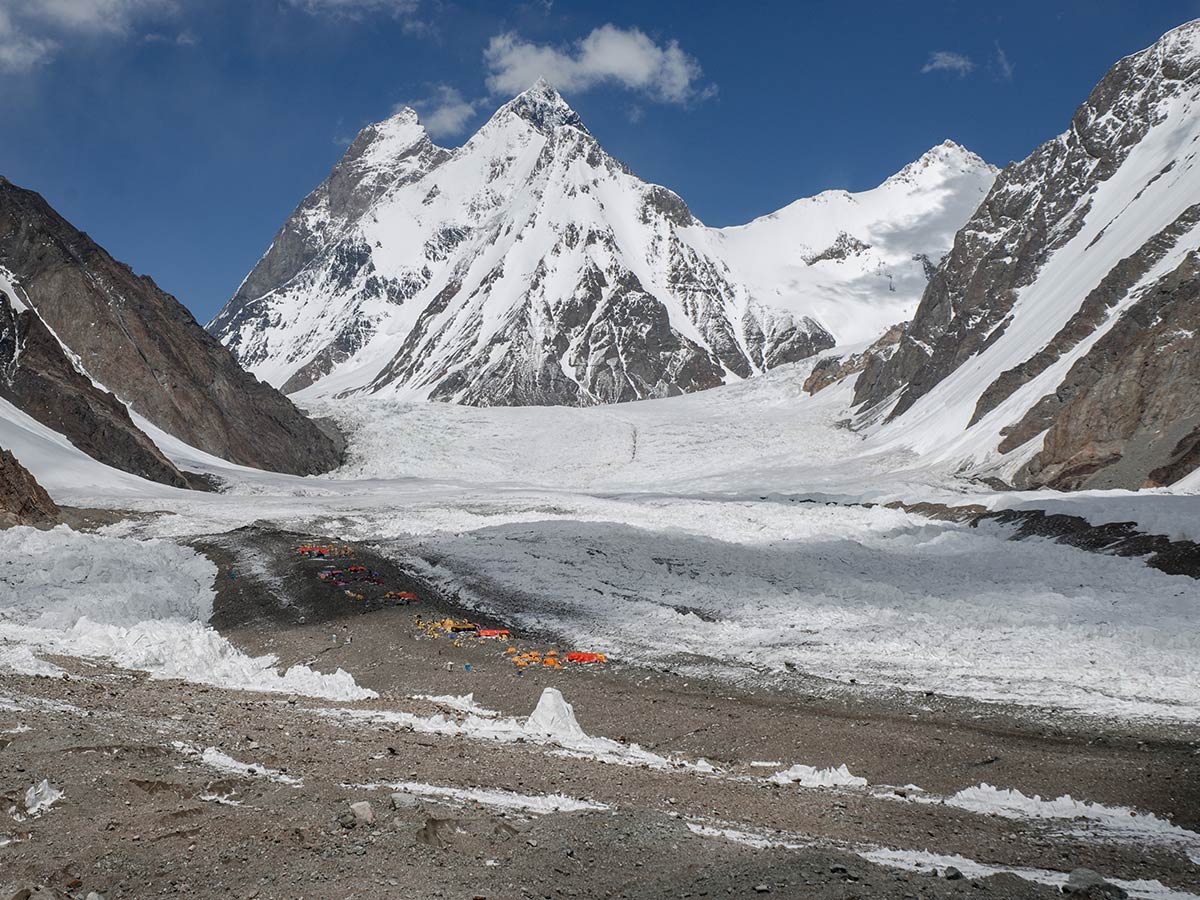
491;79;588;136
346;106;438;170
1136;17;1200;68
210;86;994;403
883;140;996;189
716;143;996;345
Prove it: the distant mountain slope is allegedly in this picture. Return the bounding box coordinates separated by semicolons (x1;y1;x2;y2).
211;81;993;406
0;177;342;476
0;268;192;489
851;19;1200;491
717;140;996;346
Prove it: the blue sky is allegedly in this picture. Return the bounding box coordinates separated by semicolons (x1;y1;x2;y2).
0;0;1196;323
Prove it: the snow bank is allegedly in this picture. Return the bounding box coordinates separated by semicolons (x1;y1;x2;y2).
688;820;1199;900
947;784;1200;853
318;687;716;773
0;645;66;678
358;780;607;814
768;763;867;788
0;526;373;701
859;847;1198;900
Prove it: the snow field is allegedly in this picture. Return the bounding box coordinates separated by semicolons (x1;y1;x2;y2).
391;497;1200;722
0;526;373;700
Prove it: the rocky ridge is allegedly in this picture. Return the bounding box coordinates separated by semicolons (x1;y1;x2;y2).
851;20;1200;490
0;177;342;476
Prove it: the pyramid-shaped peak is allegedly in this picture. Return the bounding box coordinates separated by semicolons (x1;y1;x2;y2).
885;140;995;187
496;79;589;136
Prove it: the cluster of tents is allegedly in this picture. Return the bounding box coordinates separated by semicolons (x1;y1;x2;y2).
298;544;354;559
415;616;607;668
298;542;419;608
317;564;385;587
506;648;608;669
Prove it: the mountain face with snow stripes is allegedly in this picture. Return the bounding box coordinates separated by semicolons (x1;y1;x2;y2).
0;176;342;480
854;19;1200;491
210;81;995;407
0;267;192;489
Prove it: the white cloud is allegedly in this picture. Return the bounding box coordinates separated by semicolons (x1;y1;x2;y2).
994;43;1014;81
921;50;975;77
23;0;177;34
0;9;57;72
0;0;178;72
403;84;483;138
484;24;712;104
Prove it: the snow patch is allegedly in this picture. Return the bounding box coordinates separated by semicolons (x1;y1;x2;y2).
356;780;607;814
317;687;716;773
0;526;374;701
768;763;868;788
524;687;588;741
173;742;303;786
410;693;499;717
23;780;63;817
945;783;1200;853
859;847;1199;900
0;646;67;678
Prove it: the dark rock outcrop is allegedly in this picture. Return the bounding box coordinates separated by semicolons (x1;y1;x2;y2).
805;324;904;396
1008;252;1200;489
0;446;60;527
0;177;342;475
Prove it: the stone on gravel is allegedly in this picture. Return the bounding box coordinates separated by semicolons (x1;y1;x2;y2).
1063;868;1128;898
944;866;964;880
349;801;375;825
390;792;420;810
5;888;66;900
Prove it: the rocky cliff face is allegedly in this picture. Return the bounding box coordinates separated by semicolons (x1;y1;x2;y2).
0;178;342;475
0;445;60;527
0;271;192;488
211;82;992;407
852;20;1200;490
1007;252;1200;489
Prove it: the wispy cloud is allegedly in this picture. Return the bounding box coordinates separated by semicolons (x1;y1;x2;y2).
30;0;176;31
0;0;179;72
994;42;1014;80
143;29;198;46
285;0;420;20
484;24;714;104
0;9;57;72
921;50;975;77
404;84;483;138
